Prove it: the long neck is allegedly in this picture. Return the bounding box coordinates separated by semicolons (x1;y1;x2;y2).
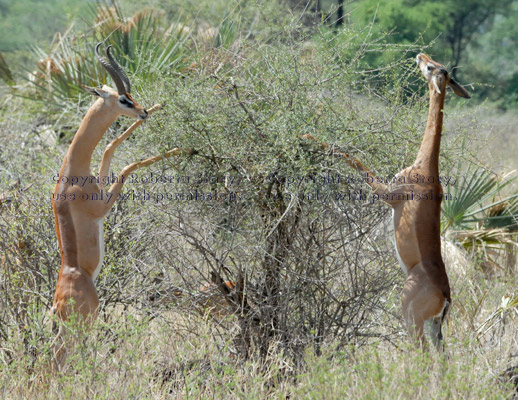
65;99;117;174
413;85;446;176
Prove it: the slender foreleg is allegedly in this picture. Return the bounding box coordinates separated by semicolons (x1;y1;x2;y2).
301;134;389;196
99;147;196;213
98;104;162;190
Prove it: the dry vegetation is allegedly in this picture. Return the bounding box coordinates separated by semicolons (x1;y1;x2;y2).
0;1;517;399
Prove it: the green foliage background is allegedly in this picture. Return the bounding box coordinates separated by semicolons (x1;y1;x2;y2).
2;0;517;107
0;0;94;51
320;0;518;107
0;0;516;397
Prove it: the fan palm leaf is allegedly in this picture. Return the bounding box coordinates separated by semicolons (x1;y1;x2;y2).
442;164;518;232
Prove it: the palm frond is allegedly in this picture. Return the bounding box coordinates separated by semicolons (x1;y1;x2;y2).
442;164;518;232
26;2;191;104
0;51;14;86
476;294;518;338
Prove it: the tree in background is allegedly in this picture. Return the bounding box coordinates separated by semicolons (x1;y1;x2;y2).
465;1;518;108
342;0;514;84
441;0;514;78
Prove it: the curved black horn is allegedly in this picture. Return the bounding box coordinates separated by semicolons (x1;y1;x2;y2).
106;45;131;94
95;42;126;95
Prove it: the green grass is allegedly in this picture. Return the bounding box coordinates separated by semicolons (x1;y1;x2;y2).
0;1;517;399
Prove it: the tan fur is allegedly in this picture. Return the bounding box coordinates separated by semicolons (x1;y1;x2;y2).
198;281;236;317
303;53;469;349
51;86;148;326
50;50;184;369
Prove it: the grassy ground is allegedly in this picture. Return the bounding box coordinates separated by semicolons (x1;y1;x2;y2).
0;2;517;398
0;248;516;399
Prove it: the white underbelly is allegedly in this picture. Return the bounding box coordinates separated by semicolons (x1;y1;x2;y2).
392;210;408;276
91;218;105;282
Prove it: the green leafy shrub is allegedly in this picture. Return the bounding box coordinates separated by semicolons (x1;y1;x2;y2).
2;2;516;397
29;2;191;104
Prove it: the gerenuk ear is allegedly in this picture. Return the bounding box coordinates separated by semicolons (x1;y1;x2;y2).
448;78;471;99
432;75;443;94
82;85;110;98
